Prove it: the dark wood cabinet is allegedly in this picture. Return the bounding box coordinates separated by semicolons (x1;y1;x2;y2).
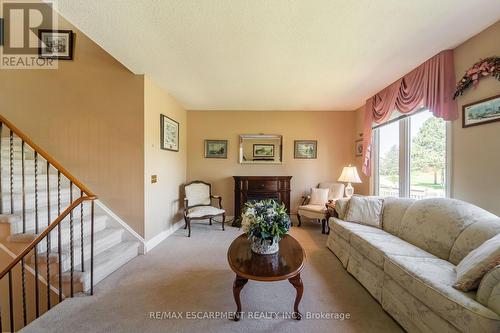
233;176;292;219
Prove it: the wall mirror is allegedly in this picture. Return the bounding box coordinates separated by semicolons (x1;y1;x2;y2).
239;134;283;164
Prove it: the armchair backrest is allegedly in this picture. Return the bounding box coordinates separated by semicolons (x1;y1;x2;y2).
185;181;211;207
319;182;345;201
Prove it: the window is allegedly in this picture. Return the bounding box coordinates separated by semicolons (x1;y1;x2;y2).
374;109;448;199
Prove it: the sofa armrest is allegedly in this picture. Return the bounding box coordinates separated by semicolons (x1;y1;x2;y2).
300;195;311;206
477;265;500;315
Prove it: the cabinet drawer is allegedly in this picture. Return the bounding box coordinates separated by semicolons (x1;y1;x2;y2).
248;180;278;191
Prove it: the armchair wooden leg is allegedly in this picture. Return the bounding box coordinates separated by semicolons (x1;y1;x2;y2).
321;219;326;234
297;214;302;227
209;218;212;225
222;214;225;231
184;216;188;229
187;218;191;237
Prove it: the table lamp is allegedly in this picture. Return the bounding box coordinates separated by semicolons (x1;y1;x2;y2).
338;165;362;197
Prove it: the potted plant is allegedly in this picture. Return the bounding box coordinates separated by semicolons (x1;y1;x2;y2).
241;199;291;255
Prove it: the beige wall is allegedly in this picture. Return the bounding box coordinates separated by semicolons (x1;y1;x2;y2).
144;77;187;240
187;111;356;216
0;10;146;235
353;106;370;195
451;21;500;215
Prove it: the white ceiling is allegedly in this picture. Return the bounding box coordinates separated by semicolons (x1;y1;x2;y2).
54;0;500;111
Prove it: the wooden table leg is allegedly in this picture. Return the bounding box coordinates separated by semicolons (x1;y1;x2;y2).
288;273;303;320
232;275;248;321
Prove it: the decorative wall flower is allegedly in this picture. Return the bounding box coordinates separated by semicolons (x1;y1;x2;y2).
454;56;500;99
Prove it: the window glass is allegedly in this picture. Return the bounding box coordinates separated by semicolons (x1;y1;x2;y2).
377;121;399;197
410;110;446;198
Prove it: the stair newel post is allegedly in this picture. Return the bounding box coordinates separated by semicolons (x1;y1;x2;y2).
9;130;14;214
69;181;74;297
80;189;84;272
8;270;14;333
22;141;26;233
46;161;51;310
90;199;94;295
57;171;62;302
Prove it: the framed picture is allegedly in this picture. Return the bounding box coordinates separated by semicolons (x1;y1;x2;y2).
160;114;179;151
355;139;363;156
462;94;500;128
38;30;74;60
205;140;227;158
253;144;275;158
294;140;317;159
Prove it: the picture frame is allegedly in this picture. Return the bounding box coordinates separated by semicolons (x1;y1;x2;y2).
38;29;74;60
160;114;179;151
294;140;317;159
253;144;275;158
355;139;363;156
462;94;500;128
205;140;228;159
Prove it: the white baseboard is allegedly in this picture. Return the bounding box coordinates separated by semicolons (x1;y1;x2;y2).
144;219;184;253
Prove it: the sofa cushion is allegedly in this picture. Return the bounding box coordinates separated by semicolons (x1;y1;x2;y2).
398;198;496;260
329;218;386;241
350;232;436;268
454;234;500;291
344;195;384;228
385;255;500;332
477;265;500;315
382;197;415;236
298;204;327;220
449;217;500;265
187;206;225;218
383;276;461;333
309;188;329;205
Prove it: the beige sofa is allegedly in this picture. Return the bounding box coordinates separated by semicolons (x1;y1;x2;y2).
327;197;500;333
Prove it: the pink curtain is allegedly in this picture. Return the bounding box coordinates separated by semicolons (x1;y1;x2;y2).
362;50;458;176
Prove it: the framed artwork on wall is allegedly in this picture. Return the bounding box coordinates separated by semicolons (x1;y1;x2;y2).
294;140;317;159
462;94;500;128
253;144;275;158
38;29;74;60
160;114;179;151
355;139;363;156
205;140;228;158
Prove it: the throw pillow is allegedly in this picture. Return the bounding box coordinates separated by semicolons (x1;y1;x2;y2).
335;198;350;220
344;195;384;228
309;188;329;206
454;233;500;291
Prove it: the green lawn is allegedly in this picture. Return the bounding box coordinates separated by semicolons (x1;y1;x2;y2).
380;171;444;191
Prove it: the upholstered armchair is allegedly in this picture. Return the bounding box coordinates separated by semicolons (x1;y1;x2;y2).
183;181;225;237
297;182;345;234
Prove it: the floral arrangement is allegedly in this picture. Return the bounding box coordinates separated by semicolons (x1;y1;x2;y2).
241;199;291;244
454;56;500;99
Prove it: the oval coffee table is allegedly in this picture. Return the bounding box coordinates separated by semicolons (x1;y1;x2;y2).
227;234;305;321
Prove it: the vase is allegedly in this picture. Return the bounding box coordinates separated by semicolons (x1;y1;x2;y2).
250;237;279;255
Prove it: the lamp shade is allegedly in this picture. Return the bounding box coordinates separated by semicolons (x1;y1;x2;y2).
338;166;362;183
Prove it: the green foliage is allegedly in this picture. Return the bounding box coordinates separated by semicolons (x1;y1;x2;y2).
411;117;445;184
380;144;399;177
241;199;291;243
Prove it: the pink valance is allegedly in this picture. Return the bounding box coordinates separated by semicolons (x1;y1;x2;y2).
362;50;458;176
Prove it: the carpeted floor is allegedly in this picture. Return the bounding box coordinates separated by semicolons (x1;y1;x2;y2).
22;219;403;333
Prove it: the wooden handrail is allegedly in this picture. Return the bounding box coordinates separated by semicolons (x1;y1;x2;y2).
0;114;95;196
0;196;97;280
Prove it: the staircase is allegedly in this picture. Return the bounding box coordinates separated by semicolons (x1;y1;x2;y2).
0;117;141;332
